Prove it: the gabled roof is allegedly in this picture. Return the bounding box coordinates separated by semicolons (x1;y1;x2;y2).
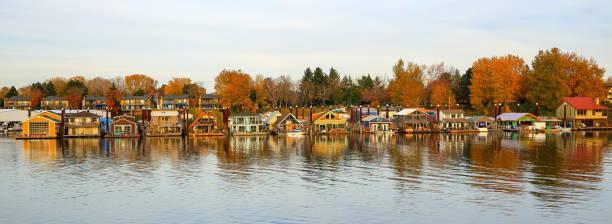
496;113;539;121
65;111;101;118
272;113;301;127
110;117;137;125
466;116;494;122
189;112;217;128
24;114;60;123
396;109;426;116
113;115;136;122
440;109;464;114
311;111;347;122
200;94;220;99
563;97;609;110
6;96;31;101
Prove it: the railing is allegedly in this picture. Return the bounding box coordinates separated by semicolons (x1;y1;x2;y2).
65;122;100;126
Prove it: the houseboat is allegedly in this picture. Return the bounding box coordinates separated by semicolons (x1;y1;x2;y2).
229;112;266;135
189;111;223;136
466;116;494;132
393;109;431;133
362;115;393;134
107;115;140;138
146;109;184;137
439;109;470;132
64;111;102;137
270;113;303;135
17;111;62;139
496;113;540;132
311;111;349;134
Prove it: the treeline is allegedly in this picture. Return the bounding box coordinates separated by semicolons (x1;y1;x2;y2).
0;47;608;115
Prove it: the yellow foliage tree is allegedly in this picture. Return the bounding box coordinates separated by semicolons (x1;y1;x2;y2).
163;77;192;95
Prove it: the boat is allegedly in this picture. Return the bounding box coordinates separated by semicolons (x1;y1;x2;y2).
286;130;305;137
477;127;488;132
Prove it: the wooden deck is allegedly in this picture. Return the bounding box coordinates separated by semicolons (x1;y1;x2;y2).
189;132;224;137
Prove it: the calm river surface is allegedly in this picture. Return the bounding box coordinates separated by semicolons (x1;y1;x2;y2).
1;132;611;224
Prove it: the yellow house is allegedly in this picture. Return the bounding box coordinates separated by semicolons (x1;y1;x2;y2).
311;111;349;133
42;96;69;109
120;95;152;112
4;96;31;109
556;97;609;127
147;109;183;136
21;111;62;138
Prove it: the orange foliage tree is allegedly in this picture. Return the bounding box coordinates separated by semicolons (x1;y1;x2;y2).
469;55;527;114
124;74;158;95
86;77;113;96
387;59;425;106
214;70;255;112
428;79;455;106
163;77;192;96
524;48;606;111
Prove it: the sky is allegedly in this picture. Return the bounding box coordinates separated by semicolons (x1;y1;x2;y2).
0;0;611;91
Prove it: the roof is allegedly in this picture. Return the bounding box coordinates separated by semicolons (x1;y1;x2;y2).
440;109;464;114
65;111;101;118
110;117;137;124
84;95;106;101
0;109;29;122
24;114;60;123
396;109;426;116
201;94;220;99
263;111;281;124
151;110;179;117
466;116;494;122
230;111;260;117
311;111;346;122
43;96;66;101
123;95;151;100
162;94;189;100
563;97;609;110
496;113;539;121
272;113;301;127
5;96;31;101
362;115;391;123
539;116;561;122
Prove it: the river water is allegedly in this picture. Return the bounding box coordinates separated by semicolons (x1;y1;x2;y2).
0;132;611;223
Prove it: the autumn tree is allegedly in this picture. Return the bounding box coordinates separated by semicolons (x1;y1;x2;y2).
163;77;191;95
469;55;527;114
30;83;45;109
428;78;455;106
64;79;88;109
105;84;122;114
86;77;113;96
524;48;606;111
182;82;206;107
214;69;255;112
387;59;425;106
124;74;158;95
48;77;67;96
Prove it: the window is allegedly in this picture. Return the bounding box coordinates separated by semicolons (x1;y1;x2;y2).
250;126;257;132
29;122;49;136
115;125;132;135
577;110;586;116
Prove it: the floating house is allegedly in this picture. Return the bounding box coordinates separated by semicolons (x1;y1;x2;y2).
393;109;429;132
64;111;101;137
199;94;221;109
0;109;28;132
466;116;494;129
82;96;106;110
189;112;222;136
439;109;468;130
121;95;152;112
229;112;265;135
379;105;401;119
362;115;392;133
311;111;349;134
262;111;282;130
556;97;609;127
271;113;303;134
41;96;69;110
496;113;540;130
4;96;31;109
147;109;183;136
108;115;139;138
20;111;62;138
160;95;189;109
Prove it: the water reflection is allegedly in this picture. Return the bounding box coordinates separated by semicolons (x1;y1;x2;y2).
13;132;610;218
